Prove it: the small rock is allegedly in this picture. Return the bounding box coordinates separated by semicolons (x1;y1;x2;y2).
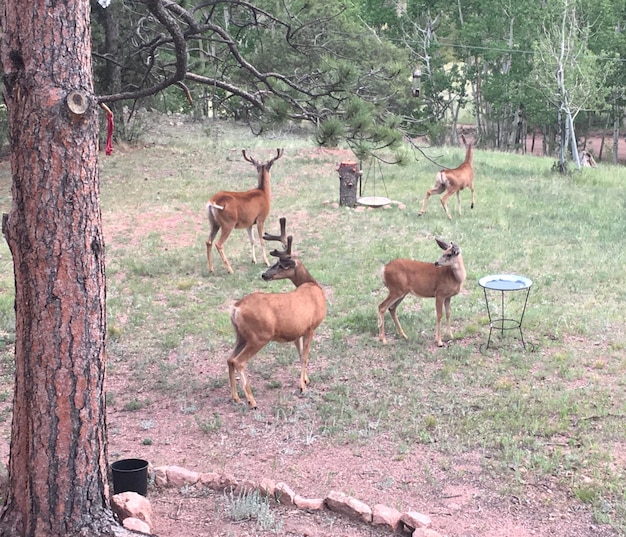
198;471;221;487
325;490;372;523
152;466;167;488
294;495;325;510
275;482;296;505
166;466;199;487
372;503;402;530
258;477;276;496
401;510;432;531
111;491;154;532
122;517;152;534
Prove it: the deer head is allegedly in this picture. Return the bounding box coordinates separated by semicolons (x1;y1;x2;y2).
261;218;295;281
242;148;284;171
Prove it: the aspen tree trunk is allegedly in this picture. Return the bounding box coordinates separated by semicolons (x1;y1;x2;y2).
0;1;122;535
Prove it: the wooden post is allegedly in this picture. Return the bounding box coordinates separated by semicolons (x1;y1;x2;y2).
337;161;361;207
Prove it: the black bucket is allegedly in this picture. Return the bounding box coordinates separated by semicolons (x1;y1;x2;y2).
111;458;149;496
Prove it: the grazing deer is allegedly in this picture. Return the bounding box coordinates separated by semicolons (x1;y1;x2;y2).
227;218;326;408
580;149;597;168
418;135;475;219
206;148;284;274
378;239;466;347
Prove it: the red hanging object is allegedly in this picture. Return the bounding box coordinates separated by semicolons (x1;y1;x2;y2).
100;103;114;156
105;109;114;156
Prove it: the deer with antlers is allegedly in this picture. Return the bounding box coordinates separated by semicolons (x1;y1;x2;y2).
206;148;284;274
227;218;326;408
378;239;466;347
418;135;474;220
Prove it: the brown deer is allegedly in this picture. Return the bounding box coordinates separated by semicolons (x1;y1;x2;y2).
418;135;474;219
206;148;284;274
227;218;326;408
378;239;466;347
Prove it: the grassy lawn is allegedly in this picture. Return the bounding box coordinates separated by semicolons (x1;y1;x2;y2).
0;115;625;531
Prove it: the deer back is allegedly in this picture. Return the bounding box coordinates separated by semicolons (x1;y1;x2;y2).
383;258;464;299
232;283;326;343
209;188;269;229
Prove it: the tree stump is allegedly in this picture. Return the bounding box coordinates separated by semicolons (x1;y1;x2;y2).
337;161;362;207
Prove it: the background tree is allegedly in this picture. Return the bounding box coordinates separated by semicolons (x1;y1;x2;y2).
531;0;610;171
85;0;626;165
90;0;414;160
0;1;132;535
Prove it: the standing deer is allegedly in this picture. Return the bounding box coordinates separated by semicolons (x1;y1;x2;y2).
378;239;466;347
227;218;326;408
418;135;474;219
206;148;284;274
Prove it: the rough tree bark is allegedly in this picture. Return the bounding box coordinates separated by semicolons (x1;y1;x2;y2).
337;162;361;207
0;1;123;536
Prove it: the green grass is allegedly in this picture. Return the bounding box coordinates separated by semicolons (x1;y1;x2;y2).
0;118;625;531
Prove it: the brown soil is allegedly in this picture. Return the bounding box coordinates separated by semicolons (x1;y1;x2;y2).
107;367;618;537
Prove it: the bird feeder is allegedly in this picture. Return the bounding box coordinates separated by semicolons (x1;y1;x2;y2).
412;69;421;98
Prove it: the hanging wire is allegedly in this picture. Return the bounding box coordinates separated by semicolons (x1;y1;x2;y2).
360;158;389;199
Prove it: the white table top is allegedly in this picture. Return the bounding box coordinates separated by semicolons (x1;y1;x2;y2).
478;274;533;291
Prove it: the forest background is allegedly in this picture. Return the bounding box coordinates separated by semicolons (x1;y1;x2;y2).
4;0;623;167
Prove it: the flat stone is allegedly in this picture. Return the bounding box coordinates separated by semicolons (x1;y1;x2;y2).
325;490;372;523
372;503;402;530
294;495;325;510
166;466;199;487
401;510;432;531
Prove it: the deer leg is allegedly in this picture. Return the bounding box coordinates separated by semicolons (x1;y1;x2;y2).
296;333;313;392
419;173;446;216
440;188;457;220
256;220;270;266
227;360;240;403
215;227;234;274
206;223;220;273
378;293;407;343
227;339;265;408
444;296;453;338
456;190;462;215
246;227;258;264
434;296;444;347
388;298;408;340
470;184;475;209
419;185;444;216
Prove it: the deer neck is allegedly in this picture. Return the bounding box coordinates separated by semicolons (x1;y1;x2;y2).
258;169;271;196
290;261;318;288
464;144;473;165
450;256;466;285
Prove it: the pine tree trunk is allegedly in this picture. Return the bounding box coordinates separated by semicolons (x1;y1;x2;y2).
0;2;121;535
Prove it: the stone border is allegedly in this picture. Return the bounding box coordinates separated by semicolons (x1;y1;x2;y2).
150;464;442;536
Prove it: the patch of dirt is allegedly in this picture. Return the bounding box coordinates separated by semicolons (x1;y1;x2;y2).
108;382;616;537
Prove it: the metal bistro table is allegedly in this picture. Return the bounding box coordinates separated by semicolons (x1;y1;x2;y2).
478;274;533;350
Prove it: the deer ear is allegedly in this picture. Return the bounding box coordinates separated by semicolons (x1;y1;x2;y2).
435;238;449;251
